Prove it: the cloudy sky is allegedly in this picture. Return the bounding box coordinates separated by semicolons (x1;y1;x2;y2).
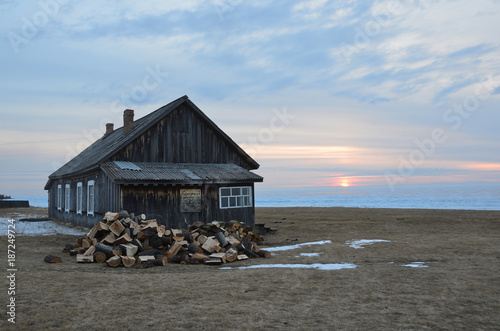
1;0;499;198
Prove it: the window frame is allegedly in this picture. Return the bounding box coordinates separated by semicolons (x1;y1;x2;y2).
57;184;62;211
65;184;70;213
219;186;252;209
87;180;95;216
76;182;83;215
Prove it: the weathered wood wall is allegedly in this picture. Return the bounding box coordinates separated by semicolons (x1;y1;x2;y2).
110;104;255;169
0;200;30;208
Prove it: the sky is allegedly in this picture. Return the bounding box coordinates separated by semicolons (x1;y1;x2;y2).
1;0;500;198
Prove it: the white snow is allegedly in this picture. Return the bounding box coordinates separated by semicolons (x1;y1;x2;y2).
262;240;332;252
0;218;87;236
220;263;358;271
403;262;429;268
346;239;391;249
297;252;322;257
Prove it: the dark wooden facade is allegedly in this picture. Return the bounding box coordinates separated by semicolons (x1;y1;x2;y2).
45;96;262;228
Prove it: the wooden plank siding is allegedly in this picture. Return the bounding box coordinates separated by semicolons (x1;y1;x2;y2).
121;183;256;228
109;104;254;169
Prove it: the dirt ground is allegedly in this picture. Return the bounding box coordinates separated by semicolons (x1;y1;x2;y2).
1;206;500;330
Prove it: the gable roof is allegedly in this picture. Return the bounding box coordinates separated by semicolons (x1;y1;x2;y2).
45;95;259;189
101;162;263;184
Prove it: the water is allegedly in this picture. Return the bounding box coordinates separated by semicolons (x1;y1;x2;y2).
14;184;500;210
255;185;500;210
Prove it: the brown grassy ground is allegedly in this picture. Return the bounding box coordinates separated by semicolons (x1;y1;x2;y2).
1;207;500;330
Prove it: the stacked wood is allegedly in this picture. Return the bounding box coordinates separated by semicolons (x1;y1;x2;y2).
60;211;273;268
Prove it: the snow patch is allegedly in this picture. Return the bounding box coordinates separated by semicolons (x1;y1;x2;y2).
262;240;332;252
346;239;391;249
0;218;87;236
297;252;322;257
220;263;358;271
403;262;429;268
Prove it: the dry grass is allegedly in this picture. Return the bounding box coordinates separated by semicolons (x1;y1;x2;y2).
1;207;500;330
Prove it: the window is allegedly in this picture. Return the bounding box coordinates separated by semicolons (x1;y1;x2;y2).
57;185;62;211
220;186;252;209
65;184;70;213
87;180;95;216
76;182;83;215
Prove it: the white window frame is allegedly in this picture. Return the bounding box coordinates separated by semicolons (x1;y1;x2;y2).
65;184;70;213
87;180;95;216
219;186;252;209
57;184;62;211
76;182;83;215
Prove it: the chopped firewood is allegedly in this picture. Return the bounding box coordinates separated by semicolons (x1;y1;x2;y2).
81;238;91;249
250;241;260;253
157;225;166;237
120;243;138;257
143;220;158;229
204;258;223;265
103;212;120;222
171;229;183;236
226;236;241;247
188;243;202;254
96;221;110;231
237;254;249;261
191;253;209;262
77;254;94;263
87;225;98;240
106;255;121;267
209;252;227;263
109;220;125;237
168;240;187;257
112;247;122;256
225;247;239;262
169;254;188;263
62;244;73;253
44;255;62;263
257;250;272;258
137;255;156;263
201;237;220;253
100;233;116;246
93;252;107;263
114;233;133;245
84;246;96;256
122;256;136;268
197;234;208;245
95;243;113;257
215;231;229;247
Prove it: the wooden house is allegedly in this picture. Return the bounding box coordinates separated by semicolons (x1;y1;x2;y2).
45;95;263;228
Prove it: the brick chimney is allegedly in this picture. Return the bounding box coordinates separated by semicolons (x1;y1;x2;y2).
103;123;114;138
123;109;134;135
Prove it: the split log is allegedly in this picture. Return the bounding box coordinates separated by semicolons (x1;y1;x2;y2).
143;220;158;229
106;255;121;267
44;255;62;263
169;254;188;264
87;225;98;240
215;231;229;247
138;248;162;257
77;254;94;263
118;210;130;219
113;233;133;245
120;243;138;257
204;258;223;265
237;254;249;261
209;252;227;263
137;255;156;263
109;220;125;237
82;238;92;249
62;244;73;253
104;212;120;222
100;233;116;246
197;235;208;245
257;250;272;258
226;236;241;247
112;247;122;256
93;252;107;263
202;237;221;253
168;240;187;257
137;229;156;240
191;253;209;262
96;221;110;231
171;229;183;236
84;246;96;256
151;257;168;266
250;241;260;253
188;243;202;254
122;256;136;268
225;247;239;262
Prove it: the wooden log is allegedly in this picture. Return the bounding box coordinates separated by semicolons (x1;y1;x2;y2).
137;255;156;263
136;261;154;269
93;252;107;263
226;236;241;247
237;254;249;261
137;229;156;240
112;247;122;256
138;248;162;256
250;241;260;253
113;233;133;245
95;243;113;256
96;221;110;231
44;255;62;263
122;256;136;268
168;240;187;257
106;255;121;267
209;252;227;263
202;237;221;253
62;244;73;253
157;225;166;237
257;250;272;258
130;222;142;236
191;253;209;262
100;233;116;245
225;247;238;262
151;257;168;266
120;243;138;257
204;258;222;265
215;231;229;247
242;248;258;258
170;254;188;263
87;225;98;240
109;220;125;237
197;234;208;245
171;229;183;236
188;243;202;254
143;220;158;229
82;238;91;249
84;245;96;256
104;212;120;222
77;254;94;263
69;250;78;256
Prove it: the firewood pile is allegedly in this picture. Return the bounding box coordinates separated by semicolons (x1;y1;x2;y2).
61;210;272;269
